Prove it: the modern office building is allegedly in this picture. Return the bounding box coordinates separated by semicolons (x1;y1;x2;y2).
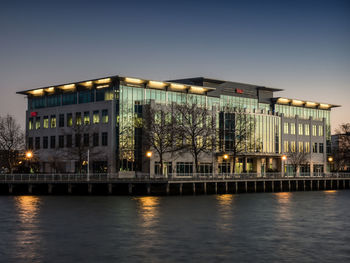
17;75;339;176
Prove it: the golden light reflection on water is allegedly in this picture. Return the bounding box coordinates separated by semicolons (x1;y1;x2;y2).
274;192;292;221
14;196;42;262
324;190;338;194
216;194;234;231
134;196;160;229
15;196;41;223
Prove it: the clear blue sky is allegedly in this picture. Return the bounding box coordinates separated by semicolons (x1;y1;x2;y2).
1;0;349;132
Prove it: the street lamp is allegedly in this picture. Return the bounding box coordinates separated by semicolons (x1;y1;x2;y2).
328;156;333;172
26;151;33;159
146;151;152;158
223;154;229;160
282;155;287;176
25;151;33;173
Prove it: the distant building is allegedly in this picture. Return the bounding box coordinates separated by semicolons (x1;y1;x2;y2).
331;132;350;171
17;75;339;176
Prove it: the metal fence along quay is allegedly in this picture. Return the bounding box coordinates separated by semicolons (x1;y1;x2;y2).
1;173;350;183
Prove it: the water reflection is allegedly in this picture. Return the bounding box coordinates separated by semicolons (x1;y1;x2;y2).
134;196;160;229
216;194;234;232
274;192;292;221
14;196;42;262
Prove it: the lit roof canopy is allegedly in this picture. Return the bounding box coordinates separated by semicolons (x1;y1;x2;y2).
275;97;340;109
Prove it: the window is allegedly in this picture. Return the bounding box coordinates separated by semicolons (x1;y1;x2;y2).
29;118;34;130
102;109;108;123
36;117;40;130
28;137;33;149
283;123;289;134
76;112;82;125
47;94;61;107
67;135;72;147
79;90;95;104
198;163;213;174
305;124;310;136
313;125;317;136
84;111;90;125
96;88;114;101
67;113;73;127
75;134;81;147
43;116;49;128
93;133;99;146
291;141;296;152
50;136;56;148
51;115;56;128
59;114;64;127
319;125;323;136
290;123;295;135
83;133;89;147
176;162;193;175
284;141;289;152
305;142;310;152
59;135;64;148
93;111;100;124
43;136;48;149
319;143;324;153
102;132;108;146
313;142;318;153
35;137;40;149
62;92;77;105
298;142;303;152
298;124;303;135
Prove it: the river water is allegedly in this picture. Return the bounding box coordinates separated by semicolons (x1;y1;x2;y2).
0;191;349;263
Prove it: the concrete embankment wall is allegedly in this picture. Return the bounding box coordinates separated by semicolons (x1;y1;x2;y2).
0;179;349;195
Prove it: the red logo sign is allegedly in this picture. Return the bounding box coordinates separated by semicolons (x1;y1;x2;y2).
236;88;244;94
30;112;38;117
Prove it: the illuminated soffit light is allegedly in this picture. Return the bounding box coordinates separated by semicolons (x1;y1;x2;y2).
45;87;55;93
170;83;186;90
305;101;317;108
81;81;93;87
319;103;331;109
30;89;44;95
95;78;111;84
60;84;76;90
277;98;290;104
148;81;166;89
292;99;304;106
190;86;206;93
124;77;143;84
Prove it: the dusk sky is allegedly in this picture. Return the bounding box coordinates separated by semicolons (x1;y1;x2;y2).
1;0;349;132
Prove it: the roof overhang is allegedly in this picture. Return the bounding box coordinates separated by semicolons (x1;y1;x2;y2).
273;97;340;109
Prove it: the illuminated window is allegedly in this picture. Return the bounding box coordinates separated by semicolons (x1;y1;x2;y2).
67;113;73;127
84;111;90;124
319;125;323;136
290;123;295;135
298;124;303;135
291;141;296;152
35;117;40;130
305;124;310;136
29;118;34;130
102;109;108;123
43;116;49;128
313;143;317;153
312;125;317;136
76;112;82;125
93;111;100;124
50;115;56;128
305;142;310;152
298;142;303;152
284;122;289;134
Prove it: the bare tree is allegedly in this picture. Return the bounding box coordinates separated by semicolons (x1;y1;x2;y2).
173;99;216;174
61;123;103;173
0;114;25;173
142;103;179;175
332;123;350;172
287;147;310;176
220;106;256;173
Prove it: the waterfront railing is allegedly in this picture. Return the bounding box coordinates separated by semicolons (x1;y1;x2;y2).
0;172;350;182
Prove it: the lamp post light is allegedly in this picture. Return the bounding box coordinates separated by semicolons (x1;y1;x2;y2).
281;155;287;177
328;156;333;173
25;151;33;173
145;151;152;178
